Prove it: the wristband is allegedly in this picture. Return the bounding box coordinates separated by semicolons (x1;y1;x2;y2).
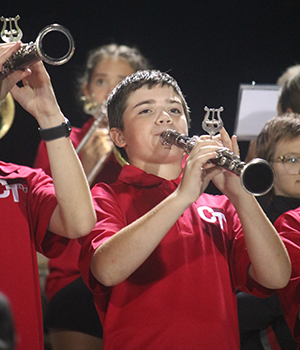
39;118;72;141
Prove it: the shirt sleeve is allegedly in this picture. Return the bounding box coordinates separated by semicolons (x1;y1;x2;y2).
27;168;69;258
275;210;300;342
79;184;125;294
227;199;273;297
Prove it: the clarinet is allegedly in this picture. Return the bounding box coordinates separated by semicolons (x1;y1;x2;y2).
160;129;274;196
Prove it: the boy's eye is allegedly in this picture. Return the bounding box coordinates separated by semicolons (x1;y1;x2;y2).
170;108;181;114
139;109;151;115
96;79;105;86
287;156;300;164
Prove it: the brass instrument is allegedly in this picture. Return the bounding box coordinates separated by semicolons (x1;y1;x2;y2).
0;16;75;78
76;97;107;154
0;93;14;138
77;96;127;186
160;105;274;196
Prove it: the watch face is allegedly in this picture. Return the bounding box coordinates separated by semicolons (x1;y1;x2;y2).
67;119;72;132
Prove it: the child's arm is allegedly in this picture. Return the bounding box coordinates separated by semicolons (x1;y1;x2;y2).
233;192;290;289
213;128;291;289
10;61;96;238
91;138;223;287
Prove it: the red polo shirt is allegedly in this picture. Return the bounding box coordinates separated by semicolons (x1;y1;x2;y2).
79;164;270;350
0;161;69;350
275;207;300;348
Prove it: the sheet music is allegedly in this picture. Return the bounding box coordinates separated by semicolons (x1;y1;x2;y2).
234;84;280;140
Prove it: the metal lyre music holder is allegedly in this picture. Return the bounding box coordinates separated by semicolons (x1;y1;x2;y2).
200;105;274;195
202;106;224;138
0;15;75;78
160;105;275;196
0;15;23;42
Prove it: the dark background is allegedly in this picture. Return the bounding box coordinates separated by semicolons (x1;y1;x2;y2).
1;0;300;166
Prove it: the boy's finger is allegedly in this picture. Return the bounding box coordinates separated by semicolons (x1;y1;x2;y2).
231;135;240;156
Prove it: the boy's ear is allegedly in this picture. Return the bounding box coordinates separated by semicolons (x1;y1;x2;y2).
110;128;126;147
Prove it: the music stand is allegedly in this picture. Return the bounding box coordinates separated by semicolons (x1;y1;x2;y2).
234;84;280;140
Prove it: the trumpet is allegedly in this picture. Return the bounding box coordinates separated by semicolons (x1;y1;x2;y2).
76;96;127;186
0;16;75;78
160;129;274;196
76;98;107;154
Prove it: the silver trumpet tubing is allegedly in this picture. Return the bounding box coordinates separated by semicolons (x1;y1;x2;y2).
76;100;110;185
76;99;128;186
76;100;107;154
0;23;75;78
160;129;274;196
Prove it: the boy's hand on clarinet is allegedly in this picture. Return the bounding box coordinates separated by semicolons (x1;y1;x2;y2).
0;42;31;101
211;128;247;199
177;135;223;205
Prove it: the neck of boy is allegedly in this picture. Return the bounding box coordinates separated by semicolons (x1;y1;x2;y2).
130;159;183;180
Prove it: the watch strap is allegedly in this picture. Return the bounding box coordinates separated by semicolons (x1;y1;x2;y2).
39;118;72;141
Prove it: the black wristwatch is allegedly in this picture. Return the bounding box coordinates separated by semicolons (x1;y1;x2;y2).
39;118;72;141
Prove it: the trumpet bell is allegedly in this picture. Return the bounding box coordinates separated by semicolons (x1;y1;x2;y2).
0;93;15;138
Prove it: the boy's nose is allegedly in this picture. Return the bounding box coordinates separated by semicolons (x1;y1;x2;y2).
158;110;172;124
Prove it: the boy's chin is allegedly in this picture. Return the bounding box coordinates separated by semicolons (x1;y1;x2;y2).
162;149;184;161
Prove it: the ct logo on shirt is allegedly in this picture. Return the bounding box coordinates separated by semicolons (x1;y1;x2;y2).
0;179;28;202
197;206;227;230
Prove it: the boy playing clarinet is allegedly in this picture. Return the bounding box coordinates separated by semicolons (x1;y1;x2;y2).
79;70;290;349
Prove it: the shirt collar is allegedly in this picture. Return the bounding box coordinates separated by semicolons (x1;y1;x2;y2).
119;164;182;187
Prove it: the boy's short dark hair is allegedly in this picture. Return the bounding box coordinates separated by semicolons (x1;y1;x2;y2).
106;70;191;162
256;113;300;163
278;73;300;114
107;70;191;130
